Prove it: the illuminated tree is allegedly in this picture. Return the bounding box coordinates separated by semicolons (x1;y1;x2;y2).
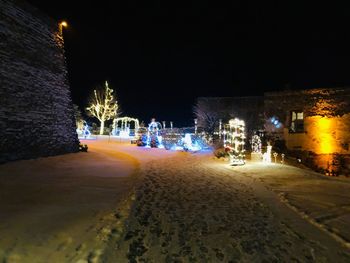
86;81;119;135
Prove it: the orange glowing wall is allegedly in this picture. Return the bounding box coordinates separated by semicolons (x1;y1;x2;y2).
285;114;350;154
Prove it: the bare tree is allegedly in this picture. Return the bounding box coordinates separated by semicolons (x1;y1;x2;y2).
193;99;221;134
86;81;119;135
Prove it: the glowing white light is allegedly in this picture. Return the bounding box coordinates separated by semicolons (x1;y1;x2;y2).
263;145;272;163
251;135;262;154
112;116;139;138
225;118;245;165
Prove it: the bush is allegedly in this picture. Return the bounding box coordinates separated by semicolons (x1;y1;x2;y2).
79;143;88;152
214;148;229;158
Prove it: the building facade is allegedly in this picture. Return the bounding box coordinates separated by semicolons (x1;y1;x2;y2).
196;88;350;156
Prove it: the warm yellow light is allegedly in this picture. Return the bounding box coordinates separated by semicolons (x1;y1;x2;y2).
60;21;68;28
316;117;334;154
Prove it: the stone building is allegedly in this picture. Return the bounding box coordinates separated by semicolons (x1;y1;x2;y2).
264;88;350;155
195;87;350;156
0;0;79;162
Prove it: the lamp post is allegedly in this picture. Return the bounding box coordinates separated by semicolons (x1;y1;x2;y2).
59;21;68;35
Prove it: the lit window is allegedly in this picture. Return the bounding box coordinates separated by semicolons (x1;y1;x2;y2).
290;111;304;133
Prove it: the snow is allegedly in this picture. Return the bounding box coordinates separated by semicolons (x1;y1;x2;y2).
1;138;350;262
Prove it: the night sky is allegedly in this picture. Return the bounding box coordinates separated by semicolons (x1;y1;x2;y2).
27;1;350;126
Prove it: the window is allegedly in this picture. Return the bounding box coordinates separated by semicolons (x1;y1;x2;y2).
290;111;304;133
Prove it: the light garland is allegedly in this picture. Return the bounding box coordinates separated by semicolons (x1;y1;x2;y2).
112;116;140;138
263;145;272;163
251;135;262;154
224;118;246;165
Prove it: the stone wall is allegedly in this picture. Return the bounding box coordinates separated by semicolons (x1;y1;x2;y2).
265;88;350;154
284;114;350;154
0;0;79;162
264;88;350;124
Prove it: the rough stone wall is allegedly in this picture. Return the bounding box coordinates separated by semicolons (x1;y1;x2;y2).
264;88;350;124
284;114;350;154
265;88;350;154
0;0;79;162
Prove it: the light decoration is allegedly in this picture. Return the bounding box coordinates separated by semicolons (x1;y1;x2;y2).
273;152;278;163
82;121;91;139
112;117;139;138
147;118;163;148
281;153;285;164
182;133;201;152
251;135;262;154
219;119;223;139
86;81;118;135
224;118;246;165
77;121;91;139
270;116;282;129
262;145;272;163
194;118;198;135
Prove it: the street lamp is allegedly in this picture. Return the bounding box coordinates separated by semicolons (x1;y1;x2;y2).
59;20;68;35
60;21;68;28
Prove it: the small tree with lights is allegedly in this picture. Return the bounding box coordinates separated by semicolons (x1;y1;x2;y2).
224;118;246;165
86;81;119;135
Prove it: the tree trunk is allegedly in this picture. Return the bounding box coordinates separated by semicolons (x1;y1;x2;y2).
100;120;105;135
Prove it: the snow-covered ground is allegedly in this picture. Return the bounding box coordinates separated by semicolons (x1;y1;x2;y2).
112;155;350;262
1;138;350;262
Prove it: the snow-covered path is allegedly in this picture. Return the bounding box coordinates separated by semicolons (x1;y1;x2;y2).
112;153;350;262
1;139;350;262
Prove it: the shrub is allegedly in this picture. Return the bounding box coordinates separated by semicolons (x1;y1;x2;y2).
214;148;229;158
79;143;88;152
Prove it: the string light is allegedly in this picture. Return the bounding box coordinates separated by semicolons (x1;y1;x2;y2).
224;118;246;165
263;145;272;163
251;135;262;154
112;116;139;138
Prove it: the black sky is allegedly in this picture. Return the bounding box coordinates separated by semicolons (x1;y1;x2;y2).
27;1;350;126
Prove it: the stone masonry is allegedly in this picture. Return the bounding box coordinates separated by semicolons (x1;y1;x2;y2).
0;0;79;162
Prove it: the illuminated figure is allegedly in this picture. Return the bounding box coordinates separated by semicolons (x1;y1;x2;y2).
250;134;262;161
251;135;262;154
147;118;163;147
182;133;201;152
82;121;91;139
263;144;272;163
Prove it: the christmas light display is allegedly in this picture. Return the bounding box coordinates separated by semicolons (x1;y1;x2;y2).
251;135;262;153
182;133;201;152
270;116;282;129
147;118;163;148
86;81;119;135
263;145;272;163
112;116;139;138
250;134;262;161
224;118;246;165
82;121;91;139
281;153;285;164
